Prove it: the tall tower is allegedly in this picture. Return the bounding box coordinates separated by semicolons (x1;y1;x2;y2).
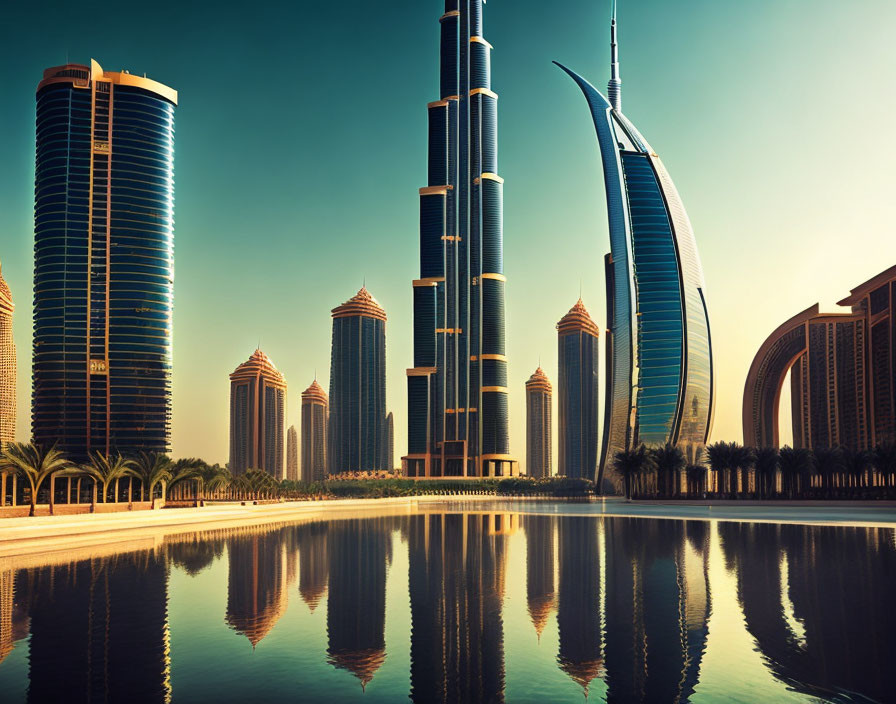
385;411;394;471
328;287;386;474
229;349;286;477
557;300;600;481
286;425;299;481
32;61;177;459
0;261;14;449
555;3;714;490
301;379;328;483
525;367;552;478
405;0;514;479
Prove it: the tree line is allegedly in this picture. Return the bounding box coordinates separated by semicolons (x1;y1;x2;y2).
613;441;896;500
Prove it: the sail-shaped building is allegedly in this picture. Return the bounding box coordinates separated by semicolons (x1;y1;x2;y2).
555;2;714;491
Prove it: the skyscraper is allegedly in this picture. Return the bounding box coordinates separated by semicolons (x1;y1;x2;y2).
405;0;515;479
32;60;177;459
385;411;394;471
744;265;896;450
525;367;552;478
286;425;299;481
328;288;387;474
557;300;599;481
229;349;286;477
0;260;14;449
556;5;714;490
301;379;328;483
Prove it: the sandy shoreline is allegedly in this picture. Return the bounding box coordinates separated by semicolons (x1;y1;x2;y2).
1;495;894;562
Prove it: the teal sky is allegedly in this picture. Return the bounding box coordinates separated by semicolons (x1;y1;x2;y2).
1;0;894;465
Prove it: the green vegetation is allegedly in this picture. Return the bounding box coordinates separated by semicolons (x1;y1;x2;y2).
614;441;896;500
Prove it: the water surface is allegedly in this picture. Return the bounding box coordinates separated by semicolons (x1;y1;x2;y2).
0;503;893;703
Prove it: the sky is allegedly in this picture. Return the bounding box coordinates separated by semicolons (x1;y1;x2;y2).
0;0;894;466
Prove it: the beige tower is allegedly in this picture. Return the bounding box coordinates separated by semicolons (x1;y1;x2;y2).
286;425;299;481
0;260;14;449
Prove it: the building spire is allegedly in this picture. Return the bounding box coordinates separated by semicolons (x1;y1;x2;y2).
608;0;622;112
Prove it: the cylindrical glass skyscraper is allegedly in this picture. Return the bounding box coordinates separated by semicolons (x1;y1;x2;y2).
33;60;176;459
406;0;514;478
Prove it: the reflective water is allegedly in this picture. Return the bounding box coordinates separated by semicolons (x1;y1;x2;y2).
1;503;894;703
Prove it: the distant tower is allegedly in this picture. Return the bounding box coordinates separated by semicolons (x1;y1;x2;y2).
385;411;394;471
286;425;299;481
229;349;286;477
328;288;387;474
301;379;328;483
557;300;600;481
32;60;177;459
405;0;515;480
0;260;14;449
526;367;553;478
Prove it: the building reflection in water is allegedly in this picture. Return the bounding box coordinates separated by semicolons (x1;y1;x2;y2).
603;518;711;703
408;512;513;704
326;517;395;689
225;527;297;647
0;570;29;665
556;516;602;695
719;522;896;703
524;515;555;641
16;552;171;703
297;521;328;611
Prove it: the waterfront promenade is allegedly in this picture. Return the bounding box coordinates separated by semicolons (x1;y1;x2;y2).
1;496;895;561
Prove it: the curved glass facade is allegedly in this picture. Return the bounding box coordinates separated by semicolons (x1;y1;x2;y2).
555;63;714;489
33;62;175;459
406;1;513;478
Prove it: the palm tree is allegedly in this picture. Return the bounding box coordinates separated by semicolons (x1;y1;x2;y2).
704;442;732;498
729;444;755;498
197;463;231;501
843;446;873;498
131;452;173;503
0;442;71;516
80;453;136;504
813;446;845;498
651;443;686;498
753;447;779;499
873;442;896;499
685;463;708;498
612;445;653;499
778;446;813;499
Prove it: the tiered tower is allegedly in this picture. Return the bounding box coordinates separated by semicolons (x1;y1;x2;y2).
525;367;552;478
229;349;286;477
301;379;329;482
557;300;600;481
405;0;514;479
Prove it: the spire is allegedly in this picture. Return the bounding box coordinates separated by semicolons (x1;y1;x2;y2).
608;0;622;112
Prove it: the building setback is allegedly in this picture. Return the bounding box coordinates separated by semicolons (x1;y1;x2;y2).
557;300;600;481
286;425;298;481
405;0;515;479
555;6;714;490
32;60;177;460
229;349;286;477
525;367;552;478
301;379;328;483
328;287;387;474
0;260;14;449
744;265;896;450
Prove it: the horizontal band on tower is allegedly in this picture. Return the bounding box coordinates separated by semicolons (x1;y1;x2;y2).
481;386;508;393
436;328;463;334
407;367;438;376
481;273;506;282
427;99;449;109
441;235;461;242
469;87;498;99
470;36;493;49
440;10;459;21
478;354;507;361
412;277;443;287
419;185;453;196
481;172;503;184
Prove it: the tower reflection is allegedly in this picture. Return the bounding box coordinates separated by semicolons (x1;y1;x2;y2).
297;521;328;612
556;516;602;695
524;515;555;641
603;518;710;703
325;517;395;689
225;527;296;647
20;552;171;703
408;513;511;703
720;522;896;702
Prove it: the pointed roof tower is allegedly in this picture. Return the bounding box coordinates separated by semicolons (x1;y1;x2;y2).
607;0;622;112
557;299;600;338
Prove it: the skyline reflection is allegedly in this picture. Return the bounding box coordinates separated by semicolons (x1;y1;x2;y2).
0;510;893;702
